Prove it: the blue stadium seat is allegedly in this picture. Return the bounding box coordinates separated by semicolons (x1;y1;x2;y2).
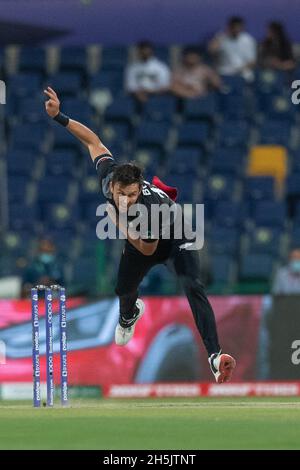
167;174;195;202
213;201;246;228
183;94;217;121
211;255;235;284
211;148;244;175
246;226;282;256
7;176;29;202
259;120;291;146
239;253;275;281
105;95;135;122
42;203;79;230
48;72;82;96
134;148;162;175
18;96;46;122
220;75;247;95
204;174;236;205
52;124;81;151
71;256;99;292
136;121;171;150
79;176;102;202
254;69;286;95
218;120;249;148
37;176;71;203
89;70;123;93
154;46;170;63
167;148;204;175
43;228;76;256
244;176;275;202
18;47;46;72
6;149;36;175
62;98;93;125
143;95;177;122
0;231;33;257
209;227;240;255
9;204;38;231
81;201;100;226
252;201;287;228
10;123;48;150
100;122;130;149
177;121;210;148
260;94;296;122
9;72;43;97
45;150;78;176
101;46;128;70
59;47;87;72
218;93;252;120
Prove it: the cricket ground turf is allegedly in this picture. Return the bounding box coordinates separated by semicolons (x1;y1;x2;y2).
0;397;299;450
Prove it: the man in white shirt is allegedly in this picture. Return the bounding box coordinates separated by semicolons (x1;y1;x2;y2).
125;41;171;102
272;248;300;295
209;16;256;81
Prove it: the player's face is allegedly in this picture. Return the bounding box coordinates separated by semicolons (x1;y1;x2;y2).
110;182;141;213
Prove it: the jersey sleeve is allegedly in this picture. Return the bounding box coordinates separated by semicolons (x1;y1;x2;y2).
94;154;117;198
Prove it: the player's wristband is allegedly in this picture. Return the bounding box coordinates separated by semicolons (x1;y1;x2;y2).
53;111;69;127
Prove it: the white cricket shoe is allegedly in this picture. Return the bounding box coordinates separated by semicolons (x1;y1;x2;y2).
209;350;236;383
115;299;145;346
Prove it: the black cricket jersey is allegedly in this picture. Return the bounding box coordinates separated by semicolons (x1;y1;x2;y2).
95;154;177;242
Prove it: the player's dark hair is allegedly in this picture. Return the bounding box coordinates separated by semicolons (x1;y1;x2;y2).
137;40;153;50
182;46;201;57
112;163;144;188
228;16;244;26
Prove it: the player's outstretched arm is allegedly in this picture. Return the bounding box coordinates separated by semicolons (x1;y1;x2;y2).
44;86;111;161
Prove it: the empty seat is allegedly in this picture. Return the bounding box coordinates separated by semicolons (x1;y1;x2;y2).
105;95;135;122
177;122;210;148
136;121;170;149
254;69;286;95
18;47;46;72
213;201;246;228
209;227;240;255
79;176;101;202
6;149;37;175
183;94;217;121
9;72;43;97
101;46;128;70
259;120;291;146
239;253;275;282
211;254;236;284
18;96;46;122
211;148;244;175
42;204;79;230
246;226;282;256
134;148;162;174
45;150;78;176
143;95;177;122
37;176;71;203
7;176;29;202
204;174;236;204
10;123;48;150
220;75;247;94
168;148;204;175
59;46;87;72
48;72;82;96
244;176;275;202
218;120;249;148
247;145;287;191
9;204;38;230
89;70;123;93
286;173;300;217
253;201;287;228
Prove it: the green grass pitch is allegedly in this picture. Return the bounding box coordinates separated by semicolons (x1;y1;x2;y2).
0;397;299;450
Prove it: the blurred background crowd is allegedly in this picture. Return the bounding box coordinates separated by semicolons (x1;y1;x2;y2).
1;14;300;299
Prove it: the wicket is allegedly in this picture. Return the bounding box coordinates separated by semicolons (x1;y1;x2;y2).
31;284;68;407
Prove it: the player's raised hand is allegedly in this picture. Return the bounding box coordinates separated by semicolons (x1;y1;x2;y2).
44;86;60;117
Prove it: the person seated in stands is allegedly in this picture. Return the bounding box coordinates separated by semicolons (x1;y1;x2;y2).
170;46;221;99
208;16;256;81
21;238;64;298
125;40;171;103
259;21;295;71
272;247;300;294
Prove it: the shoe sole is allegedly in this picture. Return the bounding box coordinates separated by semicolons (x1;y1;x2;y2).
217;354;236;384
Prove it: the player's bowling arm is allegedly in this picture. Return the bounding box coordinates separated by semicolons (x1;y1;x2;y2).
44;86;111;161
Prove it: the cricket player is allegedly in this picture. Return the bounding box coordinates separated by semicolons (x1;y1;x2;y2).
44;86;236;383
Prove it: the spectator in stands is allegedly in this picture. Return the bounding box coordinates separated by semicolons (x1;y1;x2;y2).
208;16;256;81
170;46;221;98
272;248;300;294
259;21;295;71
21;238;64;298
125;40;171;102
